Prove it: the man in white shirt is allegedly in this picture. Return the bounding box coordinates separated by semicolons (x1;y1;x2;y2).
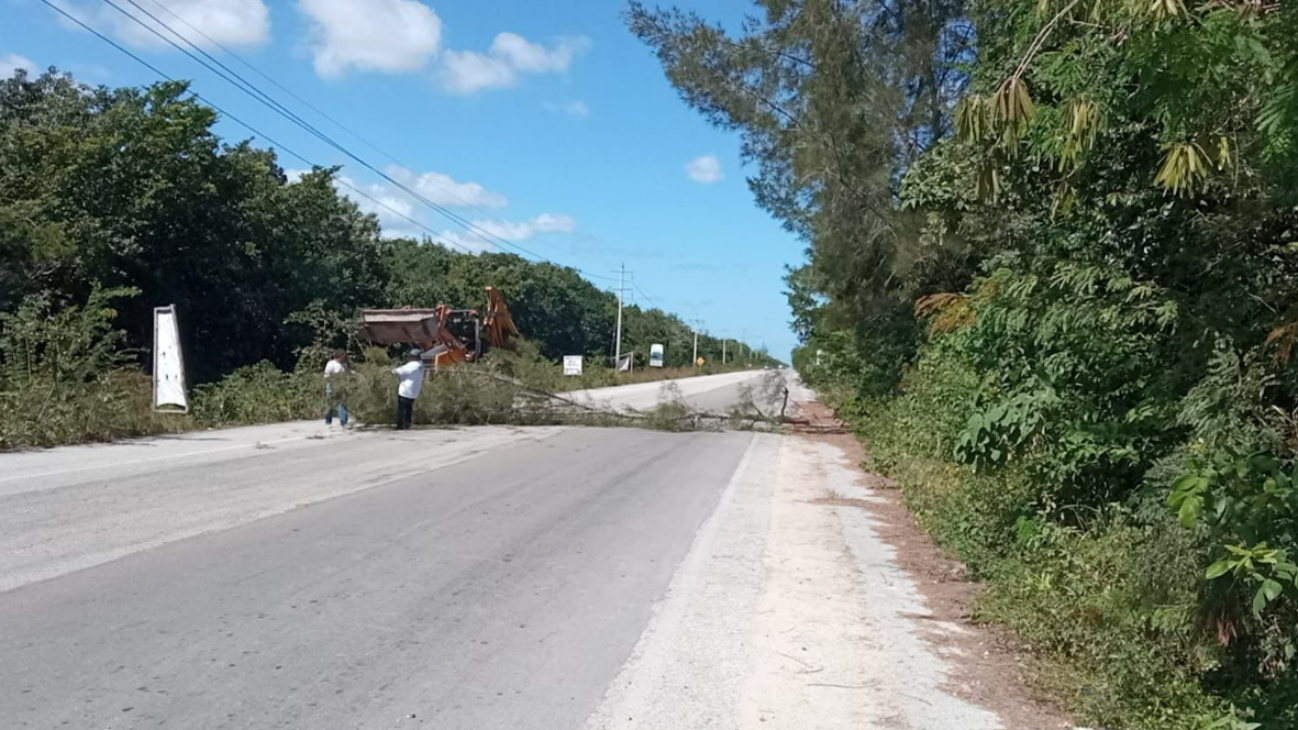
391;348;424;430
323;350;348;427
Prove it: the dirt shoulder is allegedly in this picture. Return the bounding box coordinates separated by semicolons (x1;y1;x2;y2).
586;395;1071;729
793;399;1074;730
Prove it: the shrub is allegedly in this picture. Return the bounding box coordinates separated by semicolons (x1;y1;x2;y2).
0;287;188;449
835;340;1250;729
190;361;319;427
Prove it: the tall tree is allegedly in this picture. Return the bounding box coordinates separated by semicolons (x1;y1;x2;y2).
629;0;972;392
0;71;390;381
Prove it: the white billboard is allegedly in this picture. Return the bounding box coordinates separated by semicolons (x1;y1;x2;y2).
563;355;583;376
153;305;189;412
649;343;664;368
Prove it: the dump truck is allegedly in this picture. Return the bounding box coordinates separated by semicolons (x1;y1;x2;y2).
359;287;521;368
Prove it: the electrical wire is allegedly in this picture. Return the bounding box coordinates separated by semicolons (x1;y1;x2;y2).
632;280;664;311
139;0;549;243
140;0;407;166
95;0;579;266
119;0;623;282
141;0;573;246
40;0;656;289
35;0;480;255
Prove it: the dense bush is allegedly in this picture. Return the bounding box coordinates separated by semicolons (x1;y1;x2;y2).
0;67;778;450
0;286;185;448
189;362;319;427
829;332;1298;728
631;0;1298;725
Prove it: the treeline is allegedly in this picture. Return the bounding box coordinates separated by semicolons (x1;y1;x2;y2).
0;69;772;448
632;1;1298;728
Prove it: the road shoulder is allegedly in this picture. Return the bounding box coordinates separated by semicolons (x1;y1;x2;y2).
795;401;1075;730
585;401;1073;729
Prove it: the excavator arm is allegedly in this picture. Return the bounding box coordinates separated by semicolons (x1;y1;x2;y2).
482;286;520;350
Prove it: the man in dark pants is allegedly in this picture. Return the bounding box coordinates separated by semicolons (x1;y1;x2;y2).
323;350;349;427
391;348;424;430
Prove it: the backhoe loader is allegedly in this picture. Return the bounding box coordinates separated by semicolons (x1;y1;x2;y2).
359;287;520;368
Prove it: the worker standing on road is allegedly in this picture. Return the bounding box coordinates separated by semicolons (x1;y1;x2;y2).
323;350;349;428
392;348;424;430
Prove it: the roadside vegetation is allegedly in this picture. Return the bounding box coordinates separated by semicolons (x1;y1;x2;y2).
0;69;777;450
631;0;1298;727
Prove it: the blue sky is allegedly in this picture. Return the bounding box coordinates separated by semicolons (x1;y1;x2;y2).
1;0;803;360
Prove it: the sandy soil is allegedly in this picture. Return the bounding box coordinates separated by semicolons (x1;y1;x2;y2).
585;386;1074;729
793;399;1074;730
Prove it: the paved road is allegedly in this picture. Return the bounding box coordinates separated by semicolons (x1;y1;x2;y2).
567;369;785;414
0;370;1023;730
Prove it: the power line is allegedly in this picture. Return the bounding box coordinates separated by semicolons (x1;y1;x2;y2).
140;0;407;167
631;281;663;311
118;0;620;282
141;0;558;240
95;0;580;267
35;0;479;256
41;0;648;291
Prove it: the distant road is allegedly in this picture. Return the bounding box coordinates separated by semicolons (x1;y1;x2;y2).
0;370;1021;730
567;369;779;413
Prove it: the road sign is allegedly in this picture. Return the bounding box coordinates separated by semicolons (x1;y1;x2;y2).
696;356;705;366
650;343;664;368
563;355;583;376
153;304;189;413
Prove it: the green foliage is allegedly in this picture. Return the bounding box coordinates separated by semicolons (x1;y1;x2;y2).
838;347;1234;728
634;0;1298;726
0;67;779;450
189;362;319;427
0;286;183;448
0;72;391;382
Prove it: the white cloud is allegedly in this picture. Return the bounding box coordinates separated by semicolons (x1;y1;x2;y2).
298;0;442;77
439;33;590;93
306;167;568;247
58;0;270;50
335;174;422;237
1;53;36;77
491;33;587;73
686;155;724;184
543;100;589;117
474;213;576;240
440;214;577;253
387;166;507;209
290;166;504;212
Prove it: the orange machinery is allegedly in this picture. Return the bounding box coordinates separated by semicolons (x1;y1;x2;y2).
359;287;520;368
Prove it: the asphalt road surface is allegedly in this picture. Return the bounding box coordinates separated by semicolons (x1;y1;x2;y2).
0;371;1031;730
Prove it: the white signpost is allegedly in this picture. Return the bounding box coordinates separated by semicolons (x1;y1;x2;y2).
649;343;664;368
153;304;189;413
563;355;583;376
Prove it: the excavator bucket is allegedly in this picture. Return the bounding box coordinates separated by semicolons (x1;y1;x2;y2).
482;286;520;350
359;306;469;367
357;308;442;350
360;288;520;369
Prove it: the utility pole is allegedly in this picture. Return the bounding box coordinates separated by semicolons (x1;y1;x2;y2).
614;263;624;369
691;316;700;368
723;337;727;364
741;328;747;362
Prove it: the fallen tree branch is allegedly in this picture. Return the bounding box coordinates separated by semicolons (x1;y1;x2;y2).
452;368;808;428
